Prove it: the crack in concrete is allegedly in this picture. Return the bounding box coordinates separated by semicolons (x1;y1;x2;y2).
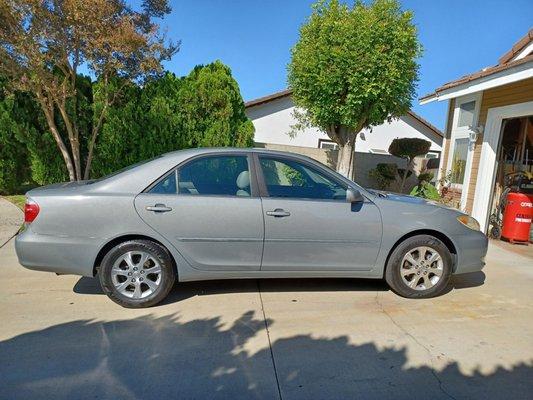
375;292;458;400
257;280;283;400
0;233;17;249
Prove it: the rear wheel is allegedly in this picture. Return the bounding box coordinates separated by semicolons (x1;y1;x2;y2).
99;240;176;308
385;235;452;298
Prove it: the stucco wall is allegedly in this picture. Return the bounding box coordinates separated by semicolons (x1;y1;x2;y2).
246;96;443;153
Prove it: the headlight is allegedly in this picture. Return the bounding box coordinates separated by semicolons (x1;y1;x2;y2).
457;215;480;231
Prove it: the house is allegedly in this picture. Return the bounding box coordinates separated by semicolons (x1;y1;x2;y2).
420;29;533;232
245;89;443;188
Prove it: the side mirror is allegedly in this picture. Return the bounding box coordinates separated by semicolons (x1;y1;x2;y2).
346;188;364;203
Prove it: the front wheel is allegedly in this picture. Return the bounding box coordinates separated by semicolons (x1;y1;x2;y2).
385;235;452;298
99;239;176;308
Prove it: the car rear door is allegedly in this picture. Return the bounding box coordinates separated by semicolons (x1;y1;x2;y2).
256;154;382;271
135;153;264;271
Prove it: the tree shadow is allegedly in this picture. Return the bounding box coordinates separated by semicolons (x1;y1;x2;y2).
0;311;530;400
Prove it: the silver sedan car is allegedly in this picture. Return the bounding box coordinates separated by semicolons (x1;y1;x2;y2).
16;148;488;307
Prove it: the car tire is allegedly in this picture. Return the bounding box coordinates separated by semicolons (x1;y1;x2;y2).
99;239;176;308
385;235;452;299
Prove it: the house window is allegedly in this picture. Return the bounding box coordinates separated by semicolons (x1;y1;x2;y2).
318;139;338;150
457;101;476;127
425;151;440;159
450;138;469;184
369;149;389;155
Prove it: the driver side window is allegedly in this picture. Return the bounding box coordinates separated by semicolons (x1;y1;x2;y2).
259;157;346;200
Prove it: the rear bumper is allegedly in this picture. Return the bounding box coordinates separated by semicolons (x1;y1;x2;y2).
15;228;99;277
453;230;488;274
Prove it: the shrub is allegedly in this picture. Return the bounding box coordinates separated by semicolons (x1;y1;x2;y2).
417;171;434;184
388;138;431;192
368;163;397;190
410;182;440;200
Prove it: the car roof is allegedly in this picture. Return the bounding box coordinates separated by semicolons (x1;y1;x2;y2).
160;147;318;162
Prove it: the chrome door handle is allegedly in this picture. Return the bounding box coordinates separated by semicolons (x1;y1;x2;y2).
266;209;290;217
146;204;172;213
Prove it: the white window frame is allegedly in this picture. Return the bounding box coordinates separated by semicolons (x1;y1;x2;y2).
318;139;339;150
445;92;482;210
368;148;389;155
425;150;441;159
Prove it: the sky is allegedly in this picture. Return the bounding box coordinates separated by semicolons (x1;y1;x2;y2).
149;0;533;131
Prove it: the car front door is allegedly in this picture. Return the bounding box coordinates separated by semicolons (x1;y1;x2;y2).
257;155;382;271
135;153;264;271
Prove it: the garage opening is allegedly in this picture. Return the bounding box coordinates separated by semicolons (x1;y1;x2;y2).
488;115;533;241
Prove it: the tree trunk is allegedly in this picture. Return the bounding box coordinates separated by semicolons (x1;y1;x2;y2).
83;129;98;180
337;139;355;179
83;103;108;180
398;158;413;193
36;96;77;181
56;103;82;181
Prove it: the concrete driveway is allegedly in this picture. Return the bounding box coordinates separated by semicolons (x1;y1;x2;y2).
1;199;532;399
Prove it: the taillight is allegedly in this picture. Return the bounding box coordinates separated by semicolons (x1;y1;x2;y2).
24;198;40;224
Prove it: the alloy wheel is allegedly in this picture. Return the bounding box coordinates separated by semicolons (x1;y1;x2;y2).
400;246;444;291
110;251;162;299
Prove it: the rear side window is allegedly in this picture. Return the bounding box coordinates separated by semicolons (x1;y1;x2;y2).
177;155;251;197
149;171;177;194
259;157;346;200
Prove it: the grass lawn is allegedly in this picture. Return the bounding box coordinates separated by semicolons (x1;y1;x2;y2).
2;195;26;210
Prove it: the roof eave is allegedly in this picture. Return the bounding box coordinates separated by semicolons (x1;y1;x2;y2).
420;58;533;105
419;93;438;105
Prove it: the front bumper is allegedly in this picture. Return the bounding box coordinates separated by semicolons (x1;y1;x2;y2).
452;230;488;274
15;228;100;277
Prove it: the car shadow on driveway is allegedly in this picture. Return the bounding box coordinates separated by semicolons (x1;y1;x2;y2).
0;309;530;400
73;277;390;303
73;272;485;304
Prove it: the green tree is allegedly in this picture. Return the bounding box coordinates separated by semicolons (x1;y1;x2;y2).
288;0;421;178
91;73;183;177
92;62;254;178
0;95;29;193
12;75;94;185
178;61;254;148
0;0;177;181
90;81;142;177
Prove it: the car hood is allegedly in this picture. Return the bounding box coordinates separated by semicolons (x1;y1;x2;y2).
369;190;460;213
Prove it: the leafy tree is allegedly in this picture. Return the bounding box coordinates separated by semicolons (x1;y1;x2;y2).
388;138;431;192
92;73;183;177
0;95;29;193
0;0;177;181
92;63;254;178
90;81;143;177
178;61;254;148
288;0;421;178
10;75;93;185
